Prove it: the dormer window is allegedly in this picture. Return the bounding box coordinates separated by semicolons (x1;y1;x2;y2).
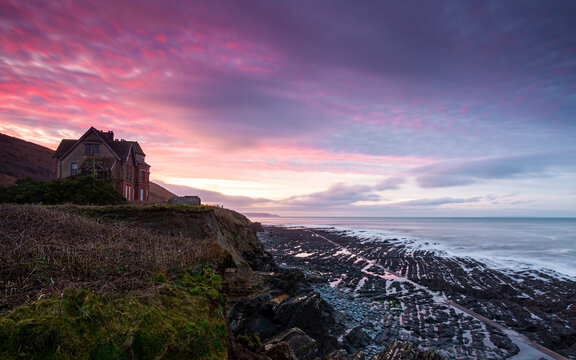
84;144;100;156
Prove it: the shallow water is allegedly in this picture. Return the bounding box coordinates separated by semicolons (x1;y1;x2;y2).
251;216;576;278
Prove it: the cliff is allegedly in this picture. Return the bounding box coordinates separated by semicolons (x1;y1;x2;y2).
0;204;439;360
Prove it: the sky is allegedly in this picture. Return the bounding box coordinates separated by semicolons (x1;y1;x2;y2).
1;0;576;216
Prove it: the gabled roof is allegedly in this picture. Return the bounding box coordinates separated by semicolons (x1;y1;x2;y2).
110;140;133;160
54;127;147;162
131;142;145;156
54;127;120;160
53;139;76;158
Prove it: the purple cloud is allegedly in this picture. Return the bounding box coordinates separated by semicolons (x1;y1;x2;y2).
284;177;404;207
390;197;482;207
410;152;576;188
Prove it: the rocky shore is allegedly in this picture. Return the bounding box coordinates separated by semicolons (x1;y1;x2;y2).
257;225;576;360
6;204;571;359
225;222;450;360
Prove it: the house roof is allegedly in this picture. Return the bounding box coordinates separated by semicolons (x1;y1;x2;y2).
53;139;76;158
110;140;132;160
131;142;145;156
54;127;147;162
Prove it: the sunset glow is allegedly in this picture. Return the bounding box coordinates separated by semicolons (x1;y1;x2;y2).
1;0;575;216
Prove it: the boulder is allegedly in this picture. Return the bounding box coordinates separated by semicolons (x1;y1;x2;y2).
229;269;343;357
343;326;371;354
269;269;308;295
264;341;299;360
267;328;319;360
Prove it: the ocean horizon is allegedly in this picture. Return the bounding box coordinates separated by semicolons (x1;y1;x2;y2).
251;216;576;278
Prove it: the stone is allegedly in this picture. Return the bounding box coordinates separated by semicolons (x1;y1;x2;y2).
264;341;299;360
267;328;319;360
349;351;366;360
326;349;348;360
167;195;201;205
373;340;444;360
343;326;371;354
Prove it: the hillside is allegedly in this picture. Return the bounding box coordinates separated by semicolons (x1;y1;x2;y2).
0;132;175;201
149;181;177;202
0;133;54;185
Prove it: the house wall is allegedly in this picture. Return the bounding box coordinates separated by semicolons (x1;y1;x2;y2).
57;133;117;178
135;165;150;202
117;152;135;200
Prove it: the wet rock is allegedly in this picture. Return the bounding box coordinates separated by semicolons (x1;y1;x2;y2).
326;349;349;360
264;341;299;360
269;269;309;295
242;248;277;272
343;326;371;353
373;340;444;360
229;270;342;357
349;351;366;360
273;292;340;354
267;328;319;360
262;225;576;358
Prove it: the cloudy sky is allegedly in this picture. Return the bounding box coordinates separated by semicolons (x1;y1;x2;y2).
1;0;575;216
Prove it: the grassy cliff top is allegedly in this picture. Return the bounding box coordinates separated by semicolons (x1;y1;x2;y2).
0;204;236;359
0;204;231;309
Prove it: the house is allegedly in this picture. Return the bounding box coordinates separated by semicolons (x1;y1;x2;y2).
53;127;150;202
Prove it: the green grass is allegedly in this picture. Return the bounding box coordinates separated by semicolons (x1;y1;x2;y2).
0;269;227;360
57;203;216;216
0;205;233;359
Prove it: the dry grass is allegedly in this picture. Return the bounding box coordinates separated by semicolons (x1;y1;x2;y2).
0;204;230;309
213;206;249;227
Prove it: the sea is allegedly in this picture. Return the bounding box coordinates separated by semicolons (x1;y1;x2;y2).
250;216;576;279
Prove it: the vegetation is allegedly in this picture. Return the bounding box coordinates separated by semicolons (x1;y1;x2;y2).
61;203;216;218
0;273;227;360
0;176;127;205
0;204;232;359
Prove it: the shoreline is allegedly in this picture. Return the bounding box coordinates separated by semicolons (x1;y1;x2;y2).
251;217;576;279
259;225;576;359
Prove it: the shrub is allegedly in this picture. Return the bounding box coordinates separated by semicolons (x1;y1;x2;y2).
0;176;126;205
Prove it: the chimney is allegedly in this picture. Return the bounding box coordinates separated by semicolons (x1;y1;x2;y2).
99;130;114;141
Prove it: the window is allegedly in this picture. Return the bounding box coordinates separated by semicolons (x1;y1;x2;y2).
140;188;144;201
71;162;78;175
140;170;146;182
84;144;100;156
81;164;108;179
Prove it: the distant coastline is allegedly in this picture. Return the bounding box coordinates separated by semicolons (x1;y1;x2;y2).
244;212;280;218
